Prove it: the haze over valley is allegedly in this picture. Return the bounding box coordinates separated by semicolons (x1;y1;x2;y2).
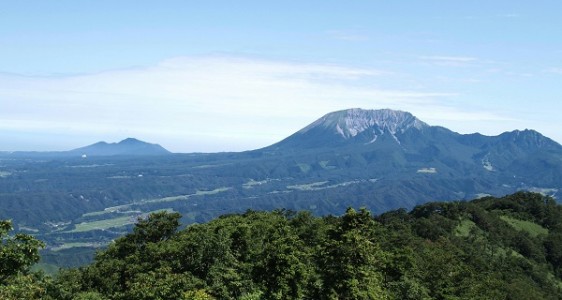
1;108;561;269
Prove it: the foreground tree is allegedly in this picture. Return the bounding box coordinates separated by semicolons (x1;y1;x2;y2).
44;193;562;299
0;220;46;298
320;208;389;299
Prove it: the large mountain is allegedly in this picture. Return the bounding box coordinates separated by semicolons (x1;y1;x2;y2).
266;108;562;180
270;108;561;154
70;138;171;156
258;108;562;201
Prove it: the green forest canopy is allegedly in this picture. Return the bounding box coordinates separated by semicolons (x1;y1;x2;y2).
2;191;562;299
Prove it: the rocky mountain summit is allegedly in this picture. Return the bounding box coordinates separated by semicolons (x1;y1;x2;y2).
301;108;427;138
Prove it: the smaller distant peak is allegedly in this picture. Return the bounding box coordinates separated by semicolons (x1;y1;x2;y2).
503;129;541;138
70;138;171;156
499;128;561;149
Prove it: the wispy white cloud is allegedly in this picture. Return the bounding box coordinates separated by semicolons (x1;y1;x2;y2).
505;71;535;77
421;56;477;63
420;56;478;67
0;55;511;152
464;13;521;20
545;67;562;75
326;30;369;42
497;13;521;18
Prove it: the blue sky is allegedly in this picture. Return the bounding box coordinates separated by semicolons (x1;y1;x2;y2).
1;1;562;152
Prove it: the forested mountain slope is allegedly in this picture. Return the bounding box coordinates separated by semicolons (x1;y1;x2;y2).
2;192;562;299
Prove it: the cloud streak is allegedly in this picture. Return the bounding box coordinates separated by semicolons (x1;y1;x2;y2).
0;56;511;152
545;67;562;75
420;56;478;67
327;30;370;42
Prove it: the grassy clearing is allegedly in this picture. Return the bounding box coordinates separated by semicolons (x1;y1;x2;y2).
18;226;39;233
194;187;231;196
417;167;437;174
288;181;328;191
296;163;311;173
455;219;476;237
243;178;281;189
147;195;191;204
71;216;135;233
82;210;113;217
287;180;365;191
192;163;233;169
146;187;231;204
243;179;268;189
82;205;137;217
51;242;106;251
81;188;231;218
72;209;176;233
492;246;525;259
319;161;336;170
107;175;132;179
325;180;362;189
500;215;549;237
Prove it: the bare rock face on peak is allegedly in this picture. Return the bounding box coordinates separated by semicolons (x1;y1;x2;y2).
268;108;432;150
302;108;427;138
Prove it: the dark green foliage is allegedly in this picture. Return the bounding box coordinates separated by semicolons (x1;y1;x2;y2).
0;220;44;282
4;192;562;299
320;208;388;299
0;220;47;299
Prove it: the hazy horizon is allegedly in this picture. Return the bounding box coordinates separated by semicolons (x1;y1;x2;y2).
2;1;562;152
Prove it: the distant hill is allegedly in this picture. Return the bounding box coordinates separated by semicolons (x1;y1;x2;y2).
70;138;171;156
0;138;171;157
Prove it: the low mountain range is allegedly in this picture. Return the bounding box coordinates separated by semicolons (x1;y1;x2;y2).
1;108;562;267
70;138;171;156
0;138;171;157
